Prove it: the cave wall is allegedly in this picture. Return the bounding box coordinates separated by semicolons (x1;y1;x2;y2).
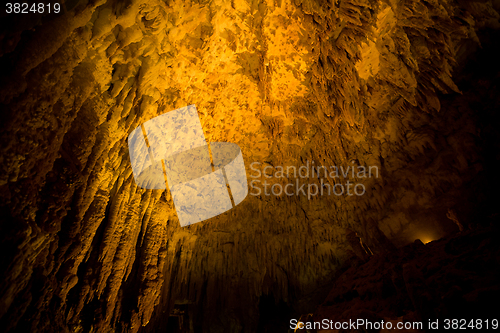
1;0;499;332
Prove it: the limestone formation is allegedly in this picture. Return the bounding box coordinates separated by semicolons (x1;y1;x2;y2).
1;0;499;332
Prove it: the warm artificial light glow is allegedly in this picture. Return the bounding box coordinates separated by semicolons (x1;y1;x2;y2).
415;232;437;244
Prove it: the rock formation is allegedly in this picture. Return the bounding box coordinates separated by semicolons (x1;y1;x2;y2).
1;0;499;332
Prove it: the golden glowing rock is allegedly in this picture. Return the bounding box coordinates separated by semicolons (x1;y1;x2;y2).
0;0;498;331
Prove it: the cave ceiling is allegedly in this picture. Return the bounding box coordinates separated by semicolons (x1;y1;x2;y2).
0;0;499;332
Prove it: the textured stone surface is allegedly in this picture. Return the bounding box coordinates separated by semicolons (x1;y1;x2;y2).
0;0;499;332
298;225;500;333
